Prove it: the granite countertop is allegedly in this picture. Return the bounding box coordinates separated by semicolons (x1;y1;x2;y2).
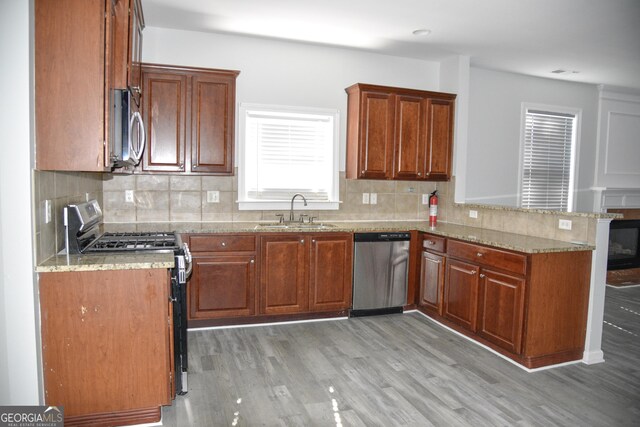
106;220;595;254
36;252;175;273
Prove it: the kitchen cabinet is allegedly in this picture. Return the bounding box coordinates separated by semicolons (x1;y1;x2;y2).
345;83;456;181
419;234;446;315
187;234;257;320
421;236;592;368
39;269;172;426
260;233;353;315
260;234;309;315
35;0;117;171
309;234;353;312
140;64;239;174
114;0;144;103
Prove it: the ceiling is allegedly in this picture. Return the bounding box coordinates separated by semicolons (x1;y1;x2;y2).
142;0;640;90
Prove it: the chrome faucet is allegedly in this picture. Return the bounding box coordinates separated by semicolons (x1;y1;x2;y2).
289;193;308;222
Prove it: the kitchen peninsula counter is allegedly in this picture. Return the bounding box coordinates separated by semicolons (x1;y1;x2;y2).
36;252;174;273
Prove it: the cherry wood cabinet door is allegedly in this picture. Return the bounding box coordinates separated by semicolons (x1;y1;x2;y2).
309;234;353;311
189;255;256;319
477;269;526;354
425;97;455;180
141;69;188;172
39;269;171;419
190;72;236;174
394;94;426;180
260;235;309;315
35;0;110;171
358;90;395;179
419;250;445;314
444;258;480;331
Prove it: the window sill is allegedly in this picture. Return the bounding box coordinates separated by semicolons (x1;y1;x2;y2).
237;201;341;211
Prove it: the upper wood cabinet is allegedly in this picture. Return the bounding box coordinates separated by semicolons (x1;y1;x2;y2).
114;0;144;103
35;0;113;171
140;64;239;174
345;83;456;181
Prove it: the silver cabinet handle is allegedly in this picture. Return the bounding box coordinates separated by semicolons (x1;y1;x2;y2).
479;273;486;278
476;252;483;257
427;241;436;245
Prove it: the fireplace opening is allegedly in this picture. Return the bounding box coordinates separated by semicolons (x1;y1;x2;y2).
608;219;640;270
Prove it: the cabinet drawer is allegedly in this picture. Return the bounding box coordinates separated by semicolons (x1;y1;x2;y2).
422;233;446;253
188;234;256;252
447;240;526;275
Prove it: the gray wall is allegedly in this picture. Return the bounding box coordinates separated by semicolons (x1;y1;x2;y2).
465;67;599;212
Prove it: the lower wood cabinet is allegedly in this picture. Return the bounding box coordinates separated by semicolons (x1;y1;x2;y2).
186;232;353;324
260;234;309;315
477;269;525;354
39;269;172;425
260;233;353;315
418;232;592;369
419;238;446;315
190;254;256;319
443;258;479;331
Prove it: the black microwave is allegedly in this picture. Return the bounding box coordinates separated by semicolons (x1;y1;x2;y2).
110;88;146;168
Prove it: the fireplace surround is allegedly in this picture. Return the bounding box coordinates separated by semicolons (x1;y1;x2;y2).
607;219;640;270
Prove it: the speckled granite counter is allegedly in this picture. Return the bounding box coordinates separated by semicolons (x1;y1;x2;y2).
104;221;595;254
36;252;174;273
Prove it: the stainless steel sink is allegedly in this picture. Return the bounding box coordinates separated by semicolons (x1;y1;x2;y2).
255;222;336;230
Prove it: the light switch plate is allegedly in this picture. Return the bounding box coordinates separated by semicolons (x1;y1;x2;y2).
370;193;377;204
207;190;220;203
559;219;572;230
469;210;478;219
362;193;370;204
125;190;134;203
422;194;429;205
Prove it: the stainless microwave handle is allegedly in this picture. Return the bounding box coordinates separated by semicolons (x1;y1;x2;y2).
129;111;146;164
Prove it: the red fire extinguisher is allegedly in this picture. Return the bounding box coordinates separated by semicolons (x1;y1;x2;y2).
429;190;438;227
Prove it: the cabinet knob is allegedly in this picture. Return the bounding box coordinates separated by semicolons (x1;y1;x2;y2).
221;242;226;247
479;273;485;278
361;170;365;174
300;239;305;244
417;172;422;176
312;239;316;243
427;240;435;245
179;162;184;170
470;270;477;275
250;259;255;264
476;252;483;257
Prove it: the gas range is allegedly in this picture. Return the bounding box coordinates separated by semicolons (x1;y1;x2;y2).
85;231;180;252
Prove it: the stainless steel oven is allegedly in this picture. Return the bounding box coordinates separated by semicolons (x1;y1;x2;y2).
63;200;192;395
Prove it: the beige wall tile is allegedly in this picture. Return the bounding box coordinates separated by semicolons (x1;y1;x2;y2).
170;175;201;191
103;191;136;222
102;174;135;191
481;210;505;231
554;216;589;243
372;193;396;216
394;194;418;218
346;179;370;194
202;191;233;215
202;176;233;191
371;180;395;193
137;175;169;190
136;191;169;222
170;191;202;221
523;213;556;239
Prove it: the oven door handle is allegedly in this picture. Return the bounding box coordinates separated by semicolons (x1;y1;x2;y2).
183;243;193;280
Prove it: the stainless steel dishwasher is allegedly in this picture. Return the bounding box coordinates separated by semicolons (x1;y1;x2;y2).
351;232;411;316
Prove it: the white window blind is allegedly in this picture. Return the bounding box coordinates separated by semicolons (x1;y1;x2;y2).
520;109;577;211
239;104;339;209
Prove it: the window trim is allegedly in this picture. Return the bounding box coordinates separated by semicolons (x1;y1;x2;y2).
237;103;341;211
517;103;582;212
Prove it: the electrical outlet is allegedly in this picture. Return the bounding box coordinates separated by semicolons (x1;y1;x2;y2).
469;210;478;219
370;193;377;204
362;193;370;204
44;200;52;224
207;190;220;203
125;190;134;203
559;219;572;230
422;194;429;205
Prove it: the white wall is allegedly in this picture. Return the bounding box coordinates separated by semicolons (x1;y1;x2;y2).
595;88;640;191
465;67;599;212
0;0;41;404
142;27;442;170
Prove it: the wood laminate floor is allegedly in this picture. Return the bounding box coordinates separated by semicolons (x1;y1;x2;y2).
161;287;640;426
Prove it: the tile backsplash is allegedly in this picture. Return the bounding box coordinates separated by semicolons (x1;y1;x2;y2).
102;170;437;224
33;170;103;263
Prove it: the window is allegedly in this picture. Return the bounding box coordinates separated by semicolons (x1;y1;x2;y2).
519;105;580;211
238;104;340;210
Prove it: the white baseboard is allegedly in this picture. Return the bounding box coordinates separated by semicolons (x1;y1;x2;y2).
582;349;605;365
